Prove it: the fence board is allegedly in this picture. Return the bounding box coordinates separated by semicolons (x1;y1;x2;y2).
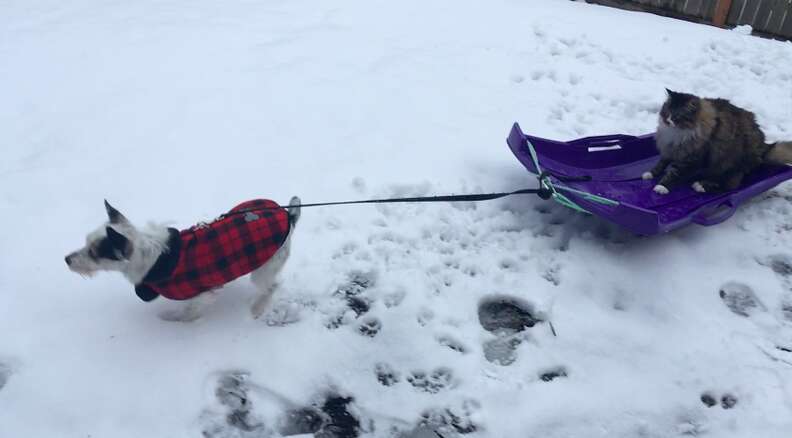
727;0;749;23
591;0;792;39
726;0;792;35
684;0;708;18
767;0;791;34
781;4;792;36
752;1;773;29
704;0;719;19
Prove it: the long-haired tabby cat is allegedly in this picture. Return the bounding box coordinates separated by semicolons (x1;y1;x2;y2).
643;89;792;195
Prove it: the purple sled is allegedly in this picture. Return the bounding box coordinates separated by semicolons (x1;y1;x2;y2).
507;123;792;235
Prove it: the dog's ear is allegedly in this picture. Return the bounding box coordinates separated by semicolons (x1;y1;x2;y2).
105;227;132;258
104;200;128;224
665;88;674;96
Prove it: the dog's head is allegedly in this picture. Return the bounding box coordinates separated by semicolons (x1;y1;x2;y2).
64;201;139;277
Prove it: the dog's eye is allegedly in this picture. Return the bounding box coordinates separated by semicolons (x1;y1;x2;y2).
88;248;98;259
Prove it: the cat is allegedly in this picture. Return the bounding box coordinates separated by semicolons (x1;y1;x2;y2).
643;89;792;195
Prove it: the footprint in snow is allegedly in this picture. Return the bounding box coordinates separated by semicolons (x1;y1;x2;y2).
326;271;377;329
336;271;376;297
202;370;263;436
478;296;541;333
417;308;435;327
758;253;792;277
407;368;455;394
397;402;480;437
757;255;792;321
539;367;568;382
347;296;371;318
417;399;480;435
700;392;738;410
719;282;766;317
263;298;313;327
382;289;406;308
437;335;467;354
482;336;523;366
782;302;792;323
721;394;739;409
374;363;401;387
358;317;381;337
478;296;542;365
204;370;364;438
542;265;561;286
279;394;361;438
498;258;516;271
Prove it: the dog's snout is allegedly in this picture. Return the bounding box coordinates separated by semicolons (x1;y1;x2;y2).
65;254;73;266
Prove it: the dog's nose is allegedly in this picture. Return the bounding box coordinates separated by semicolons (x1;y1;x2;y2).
65;255;73;266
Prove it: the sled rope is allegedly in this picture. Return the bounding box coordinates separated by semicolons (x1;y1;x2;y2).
524;138;619;213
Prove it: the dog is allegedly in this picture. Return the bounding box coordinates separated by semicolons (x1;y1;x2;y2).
65;198;301;321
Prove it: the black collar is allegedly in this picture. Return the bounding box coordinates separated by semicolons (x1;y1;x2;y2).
140;228;182;284
134;228;181;302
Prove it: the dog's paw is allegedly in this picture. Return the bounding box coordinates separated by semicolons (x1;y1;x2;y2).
262;300;303;326
250;290;276;319
653;184;669;195
641;171;654;180
692;181;706;193
250;303;267;320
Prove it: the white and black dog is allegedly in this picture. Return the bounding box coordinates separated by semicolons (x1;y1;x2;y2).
65;198;301;321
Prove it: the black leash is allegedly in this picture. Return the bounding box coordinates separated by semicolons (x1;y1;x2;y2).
283;172;590;209
288;187;551;208
217;187;554;220
215;171;595;219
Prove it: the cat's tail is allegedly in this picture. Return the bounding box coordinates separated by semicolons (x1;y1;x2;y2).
765;142;792;165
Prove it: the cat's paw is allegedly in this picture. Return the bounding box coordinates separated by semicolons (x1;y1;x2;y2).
653;184;669;195
641;171;654;180
692;181;706;193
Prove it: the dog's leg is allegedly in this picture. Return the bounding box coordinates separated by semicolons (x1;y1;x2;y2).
250;236;292;319
159;290;218;322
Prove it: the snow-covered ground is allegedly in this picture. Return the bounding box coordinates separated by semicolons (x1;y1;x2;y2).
2;0;792;436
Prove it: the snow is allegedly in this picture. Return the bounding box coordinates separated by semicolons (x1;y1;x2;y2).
1;0;792;437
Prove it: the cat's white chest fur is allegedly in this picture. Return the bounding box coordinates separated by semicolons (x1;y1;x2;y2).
655;121;697;157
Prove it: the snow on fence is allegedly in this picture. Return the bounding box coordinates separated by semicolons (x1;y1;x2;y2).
589;0;792;40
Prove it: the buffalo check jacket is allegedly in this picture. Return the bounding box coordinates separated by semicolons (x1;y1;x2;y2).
134;199;290;302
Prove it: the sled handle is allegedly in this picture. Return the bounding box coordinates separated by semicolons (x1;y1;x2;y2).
692;199;736;226
569;134;638;148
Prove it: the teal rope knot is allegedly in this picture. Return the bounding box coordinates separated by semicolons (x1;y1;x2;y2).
525;139;619;214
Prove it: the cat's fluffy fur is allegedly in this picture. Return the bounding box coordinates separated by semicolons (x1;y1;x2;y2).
644;89;792;194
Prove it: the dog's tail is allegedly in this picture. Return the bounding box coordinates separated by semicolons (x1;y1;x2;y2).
287;196;301;226
766;141;792;165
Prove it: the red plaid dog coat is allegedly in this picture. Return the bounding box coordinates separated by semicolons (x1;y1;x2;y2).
134;199;291;302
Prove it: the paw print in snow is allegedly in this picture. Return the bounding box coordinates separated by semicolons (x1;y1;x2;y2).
407;368;455;394
719;282;765;317
358;317;381;337
700;391;738;409
375;363;400;387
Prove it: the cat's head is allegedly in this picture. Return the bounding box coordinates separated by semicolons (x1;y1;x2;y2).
660;89;701;129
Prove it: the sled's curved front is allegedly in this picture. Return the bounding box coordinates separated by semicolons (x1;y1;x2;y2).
507;123;792;235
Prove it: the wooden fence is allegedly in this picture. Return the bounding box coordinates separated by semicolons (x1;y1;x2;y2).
589;0;792;40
